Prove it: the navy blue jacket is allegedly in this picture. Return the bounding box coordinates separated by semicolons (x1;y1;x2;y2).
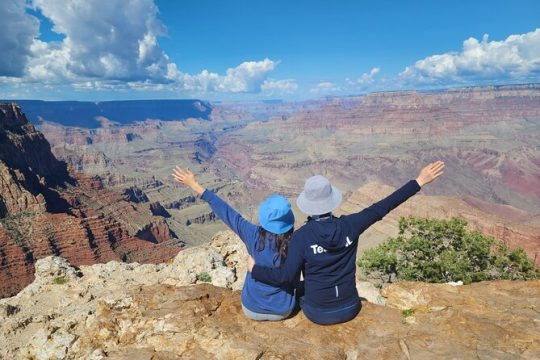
201;190;297;315
252;180;421;309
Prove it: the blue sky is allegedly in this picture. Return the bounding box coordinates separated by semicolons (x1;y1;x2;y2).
1;0;539;101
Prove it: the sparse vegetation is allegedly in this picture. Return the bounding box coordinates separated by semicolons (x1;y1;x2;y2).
358;217;539;284
402;309;415;318
196;272;212;283
52;276;68;285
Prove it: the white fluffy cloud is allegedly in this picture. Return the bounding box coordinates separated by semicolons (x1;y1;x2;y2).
261;79;298;95
181;58;278;93
400;28;540;84
310;81;340;94
28;0;171;83
64;59;280;94
0;0;39;76
348;67;380;86
0;0;286;95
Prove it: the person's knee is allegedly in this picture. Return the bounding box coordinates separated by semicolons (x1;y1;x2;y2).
242;304;289;321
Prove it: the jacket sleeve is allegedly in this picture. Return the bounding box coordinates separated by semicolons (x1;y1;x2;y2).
345;180;421;237
251;236;304;286
201;189;259;247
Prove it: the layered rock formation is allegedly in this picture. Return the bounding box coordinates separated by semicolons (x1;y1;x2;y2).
216;84;540;212
336;182;540;262
0;103;73;216
214;85;540;257
39;113;256;245
0;103;184;298
35;84;540;257
0;230;538;359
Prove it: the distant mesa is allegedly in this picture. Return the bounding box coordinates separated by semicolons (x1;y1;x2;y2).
2;99;213;128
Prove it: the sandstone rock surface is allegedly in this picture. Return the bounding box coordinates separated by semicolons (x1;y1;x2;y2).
1;230;538;359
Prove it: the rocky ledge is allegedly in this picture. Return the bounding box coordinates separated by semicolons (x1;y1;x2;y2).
1;230;538;359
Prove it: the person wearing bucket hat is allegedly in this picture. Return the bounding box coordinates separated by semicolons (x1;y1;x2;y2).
258;194;296;234
172;166;298;321
296;175;343;215
249;161;445;325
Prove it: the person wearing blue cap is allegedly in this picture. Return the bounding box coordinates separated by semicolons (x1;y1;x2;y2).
172;166;298;321
248;161;445;325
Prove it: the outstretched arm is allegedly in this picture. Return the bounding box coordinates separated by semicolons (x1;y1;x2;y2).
248;237;304;286
172;166;205;195
346;161;445;235
172;166;258;244
415;161;445;187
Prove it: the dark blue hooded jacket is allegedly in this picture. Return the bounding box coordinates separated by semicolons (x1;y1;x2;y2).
252;180;420;309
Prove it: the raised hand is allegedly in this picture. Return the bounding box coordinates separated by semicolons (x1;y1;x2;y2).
416;161;445;187
172;166;205;195
247;255;255;272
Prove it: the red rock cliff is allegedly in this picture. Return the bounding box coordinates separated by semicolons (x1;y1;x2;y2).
0;103;183;298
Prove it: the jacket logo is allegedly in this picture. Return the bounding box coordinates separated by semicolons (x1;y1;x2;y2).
310;245;327;254
310;237;353;254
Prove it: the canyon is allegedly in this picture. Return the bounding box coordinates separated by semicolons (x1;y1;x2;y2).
36;84;540;262
1;85;539;358
0;103;184;298
2;83;539;298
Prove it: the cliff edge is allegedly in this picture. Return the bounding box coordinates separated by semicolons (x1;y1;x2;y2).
1;230;538;360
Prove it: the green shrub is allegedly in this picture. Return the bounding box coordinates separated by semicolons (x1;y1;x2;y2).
402;309;415;318
52;276;67;285
196;272;212;283
358;216;539;284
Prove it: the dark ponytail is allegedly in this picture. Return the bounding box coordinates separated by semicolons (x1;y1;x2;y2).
257;227;293;266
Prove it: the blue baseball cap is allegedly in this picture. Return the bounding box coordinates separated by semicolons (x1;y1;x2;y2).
258;194;295;234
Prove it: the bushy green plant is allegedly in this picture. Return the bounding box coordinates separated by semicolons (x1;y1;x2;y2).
196;272;212;283
358;217;539;284
402;309;415;318
52;276;67;285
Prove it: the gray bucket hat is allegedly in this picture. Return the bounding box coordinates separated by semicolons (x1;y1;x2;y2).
296;175;342;215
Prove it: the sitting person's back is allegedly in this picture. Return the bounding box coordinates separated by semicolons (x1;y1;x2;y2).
249;161;445;325
241;226;297;318
295;215;361;310
172;166;298;320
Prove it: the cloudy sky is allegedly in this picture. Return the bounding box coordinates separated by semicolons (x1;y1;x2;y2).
1;0;539;101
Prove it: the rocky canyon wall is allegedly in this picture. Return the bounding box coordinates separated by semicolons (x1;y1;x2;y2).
0;103;184;298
